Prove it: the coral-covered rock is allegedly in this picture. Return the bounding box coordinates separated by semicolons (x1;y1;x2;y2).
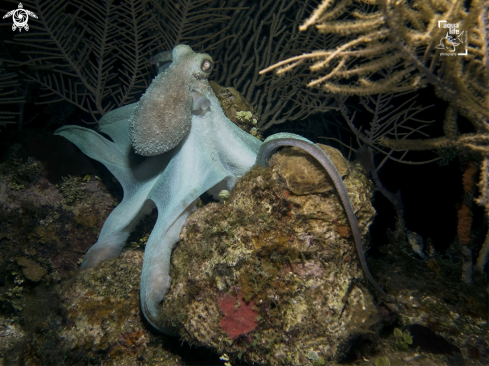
159;147;381;365
26;251;184;365
0;150;117;323
16;257;47;282
269;144;350;195
2;142;486;366
0;152;116;285
209;80;261;138
0;146;180;364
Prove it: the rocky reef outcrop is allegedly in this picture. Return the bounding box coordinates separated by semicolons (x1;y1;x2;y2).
159;146;380;365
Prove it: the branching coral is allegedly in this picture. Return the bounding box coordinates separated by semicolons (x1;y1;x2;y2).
261;0;488;150
148;0;240;52
2;0;239;123
2;0;342;132
262;0;487;110
0;61;24;128
332;89;438;170
211;0;341;131
330;88;436;214
262;0;489;273
3;0;156;122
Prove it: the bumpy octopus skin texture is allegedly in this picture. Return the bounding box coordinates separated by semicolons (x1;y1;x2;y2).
55;45;387;334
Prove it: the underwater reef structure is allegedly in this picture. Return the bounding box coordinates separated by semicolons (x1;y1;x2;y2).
159;146;380;365
1;2;488;365
39;250;185;365
210;0;340;131
1;136;487;365
1;0;241;123
0;141;182;364
0;149;115;289
55;44;387;336
262;0;489;283
2;0;157;122
1;0;340;131
0;61;24;129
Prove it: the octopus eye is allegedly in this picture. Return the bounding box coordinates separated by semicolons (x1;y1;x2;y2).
201;59;213;73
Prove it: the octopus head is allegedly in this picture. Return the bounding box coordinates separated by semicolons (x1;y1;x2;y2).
129;45;215;156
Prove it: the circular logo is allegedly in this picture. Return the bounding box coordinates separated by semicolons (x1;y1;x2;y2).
3;3;37;32
12;8;29;31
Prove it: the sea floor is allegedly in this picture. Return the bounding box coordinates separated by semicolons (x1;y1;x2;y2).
0;133;487;366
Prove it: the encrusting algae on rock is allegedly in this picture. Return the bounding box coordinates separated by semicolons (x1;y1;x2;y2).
209;80;262;139
3;137;485;364
159;146;380;365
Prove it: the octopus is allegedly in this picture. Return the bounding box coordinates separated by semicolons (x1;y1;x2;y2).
55;45;388;334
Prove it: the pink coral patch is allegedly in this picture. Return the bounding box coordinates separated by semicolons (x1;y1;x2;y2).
217;291;258;339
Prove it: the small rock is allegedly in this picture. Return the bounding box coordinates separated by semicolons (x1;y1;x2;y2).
269;144;350;195
16;257;47;282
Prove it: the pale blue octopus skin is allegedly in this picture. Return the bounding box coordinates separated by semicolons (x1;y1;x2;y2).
55;45;387;334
